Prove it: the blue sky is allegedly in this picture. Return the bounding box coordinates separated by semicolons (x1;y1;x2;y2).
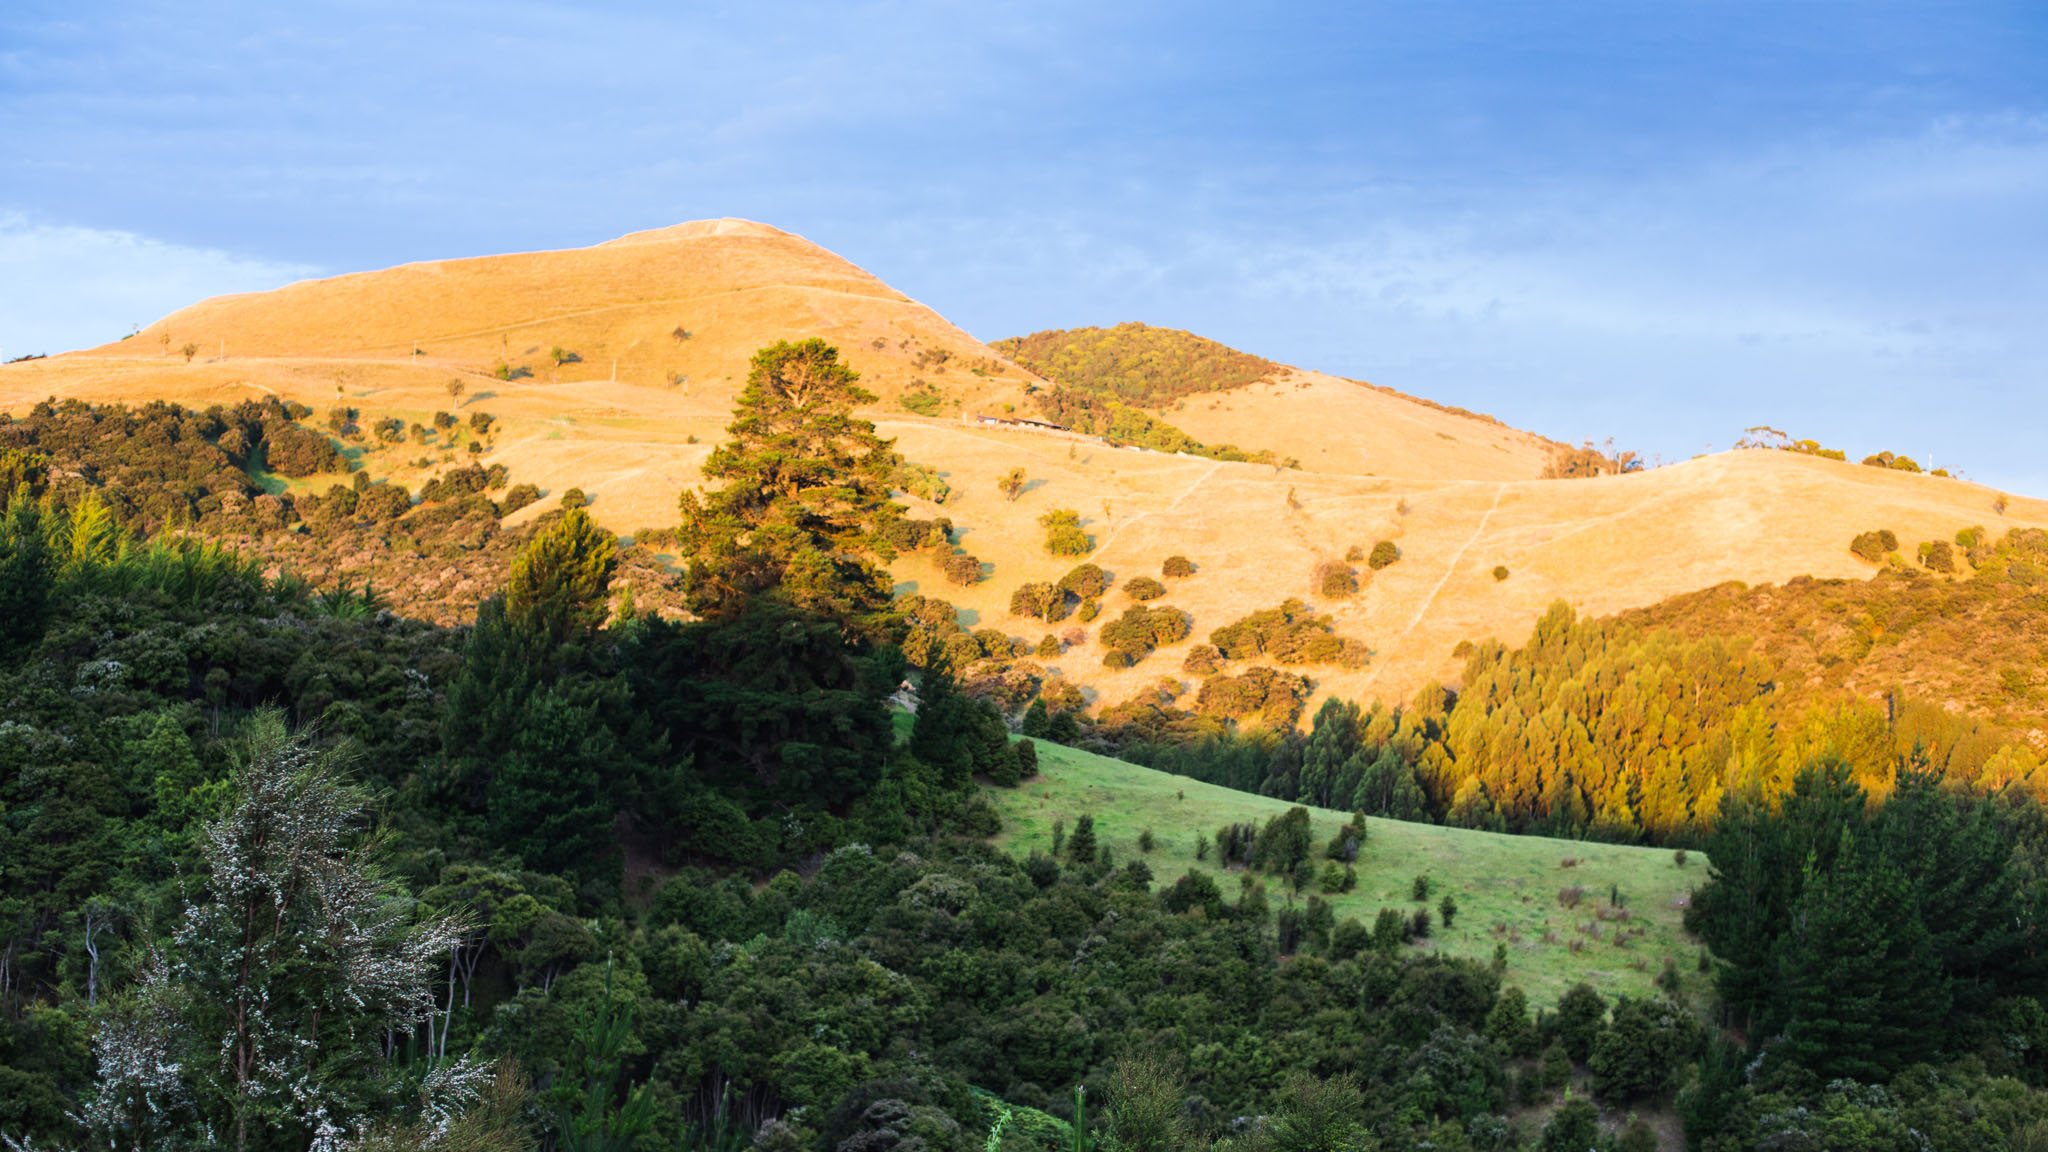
4;1;2045;492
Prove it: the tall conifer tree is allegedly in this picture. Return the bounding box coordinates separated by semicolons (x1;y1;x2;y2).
678;339;907;634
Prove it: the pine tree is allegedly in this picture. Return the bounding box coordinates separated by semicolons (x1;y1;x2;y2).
506;506;618;643
0;496;54;651
678;339;907;633
1298;697;1361;809
1069;814;1097;864
1770;831;1949;1080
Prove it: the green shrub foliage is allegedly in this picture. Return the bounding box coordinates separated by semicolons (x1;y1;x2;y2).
1210;598;1371;667
1040;508;1092;556
993;323;1280;407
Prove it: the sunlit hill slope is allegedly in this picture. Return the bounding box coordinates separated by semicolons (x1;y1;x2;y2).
4;219;2042;718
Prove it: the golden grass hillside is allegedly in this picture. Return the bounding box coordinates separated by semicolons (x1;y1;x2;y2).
5;218;2043;718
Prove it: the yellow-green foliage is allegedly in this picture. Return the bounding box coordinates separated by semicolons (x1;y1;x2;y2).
1861;451;1923;473
1193;665;1315;728
1617;527;2048;756
1209;598;1371;668
899;380;945;416
1098;603;1193;660
993;322;1280;408
1039;508;1091;557
1436;566;2048;840
506;506;618;638
1028;387;1278;464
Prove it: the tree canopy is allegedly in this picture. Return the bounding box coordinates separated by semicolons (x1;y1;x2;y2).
679;338;910;635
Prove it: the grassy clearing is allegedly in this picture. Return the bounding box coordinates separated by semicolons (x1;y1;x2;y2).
985;740;1710;1009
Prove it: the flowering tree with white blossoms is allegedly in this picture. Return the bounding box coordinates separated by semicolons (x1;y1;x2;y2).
60;716;516;1152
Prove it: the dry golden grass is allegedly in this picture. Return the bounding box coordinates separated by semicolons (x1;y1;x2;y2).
6;218;2042;717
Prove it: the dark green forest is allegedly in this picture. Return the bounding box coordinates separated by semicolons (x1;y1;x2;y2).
3;340;2048;1151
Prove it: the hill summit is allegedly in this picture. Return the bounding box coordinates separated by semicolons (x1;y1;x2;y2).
3;218;2041;717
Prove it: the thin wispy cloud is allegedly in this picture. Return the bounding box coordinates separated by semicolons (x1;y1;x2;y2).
0;215;318;359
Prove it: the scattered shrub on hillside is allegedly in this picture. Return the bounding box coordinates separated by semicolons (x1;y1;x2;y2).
1099;604;1193;662
1543;438;1644;478
1314;560;1359;599
998;468;1027;502
372;417;406;444
1059;563;1111;600
468;411;496;436
1123;576;1167;601
1040;508;1091;556
1919;539;1957;574
1862;451;1923;473
1036;634;1060;657
1010;581;1070;622
942;554;984;586
1193;666;1314;728
1368;540;1401;570
1249;807;1315;875
1492;565;1509;582
549;346;581;367
900;381;944;416
1077;598;1101;623
433;410;459;431
1345;544;1365;563
892;461;951;504
1209;598;1371;667
1849;529;1900;563
559;488;588;509
1162;554;1195;578
1103;649;1135;669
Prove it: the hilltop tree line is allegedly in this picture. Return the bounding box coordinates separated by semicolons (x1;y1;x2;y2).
992;322;1281;409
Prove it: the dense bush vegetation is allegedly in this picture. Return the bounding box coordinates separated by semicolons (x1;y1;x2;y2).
1096;574;2048;845
1209;598;1372;668
1097;603;1193;662
1028;388;1284;465
992;322;1280;408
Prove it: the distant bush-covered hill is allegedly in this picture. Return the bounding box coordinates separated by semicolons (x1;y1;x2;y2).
994;321;1281;408
1029;386;1291;465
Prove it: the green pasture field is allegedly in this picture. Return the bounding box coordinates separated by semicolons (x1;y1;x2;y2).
984;740;1711;1009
